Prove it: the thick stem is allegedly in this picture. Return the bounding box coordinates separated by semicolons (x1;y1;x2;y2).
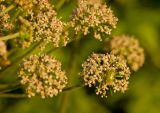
0;32;20;41
0;4;15;17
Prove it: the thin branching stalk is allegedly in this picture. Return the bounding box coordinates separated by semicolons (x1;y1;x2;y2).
63;84;85;92
0;4;15;16
0;93;27;98
10;8;22;22
0;32;21;41
0;83;84;98
0;82;20;90
18;16;32;27
0;82;21;94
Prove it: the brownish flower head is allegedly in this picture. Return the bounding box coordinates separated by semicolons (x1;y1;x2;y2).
70;0;118;41
18;54;67;98
81;53;130;98
110;35;145;71
28;0;69;47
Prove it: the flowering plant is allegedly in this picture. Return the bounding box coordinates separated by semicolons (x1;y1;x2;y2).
0;0;145;112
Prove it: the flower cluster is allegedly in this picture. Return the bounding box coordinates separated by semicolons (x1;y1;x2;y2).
28;0;69;48
110;35;145;71
70;0;118;41
0;4;14;32
81;53;130;97
0;0;145;100
14;0;34;11
0;0;69;48
18;54;67;98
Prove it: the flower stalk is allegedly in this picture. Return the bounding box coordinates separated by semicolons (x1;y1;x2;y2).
0;83;84;98
0;32;21;41
0;4;15;17
18;16;32;27
0;93;27;98
56;0;66;10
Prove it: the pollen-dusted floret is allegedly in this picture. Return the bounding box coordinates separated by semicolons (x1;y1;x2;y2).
18;54;67;98
29;0;69;47
81;53;130;98
70;0;118;41
110;35;145;71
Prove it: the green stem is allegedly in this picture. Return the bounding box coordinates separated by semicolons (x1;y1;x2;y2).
59;93;68;113
0;86;20;94
59;39;80;113
0;93;27;98
10;8;22;22
0;82;20;89
0;42;40;76
63;84;84;92
0;32;20;41
18;16;32;27
0;82;83;93
0;82;21;94
0;84;83;98
0;4;15;17
56;0;66;10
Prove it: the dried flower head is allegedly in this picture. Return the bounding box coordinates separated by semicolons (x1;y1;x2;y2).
110;35;145;71
70;0;118;41
18;54;67;98
28;0;69;48
81;53;130;97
